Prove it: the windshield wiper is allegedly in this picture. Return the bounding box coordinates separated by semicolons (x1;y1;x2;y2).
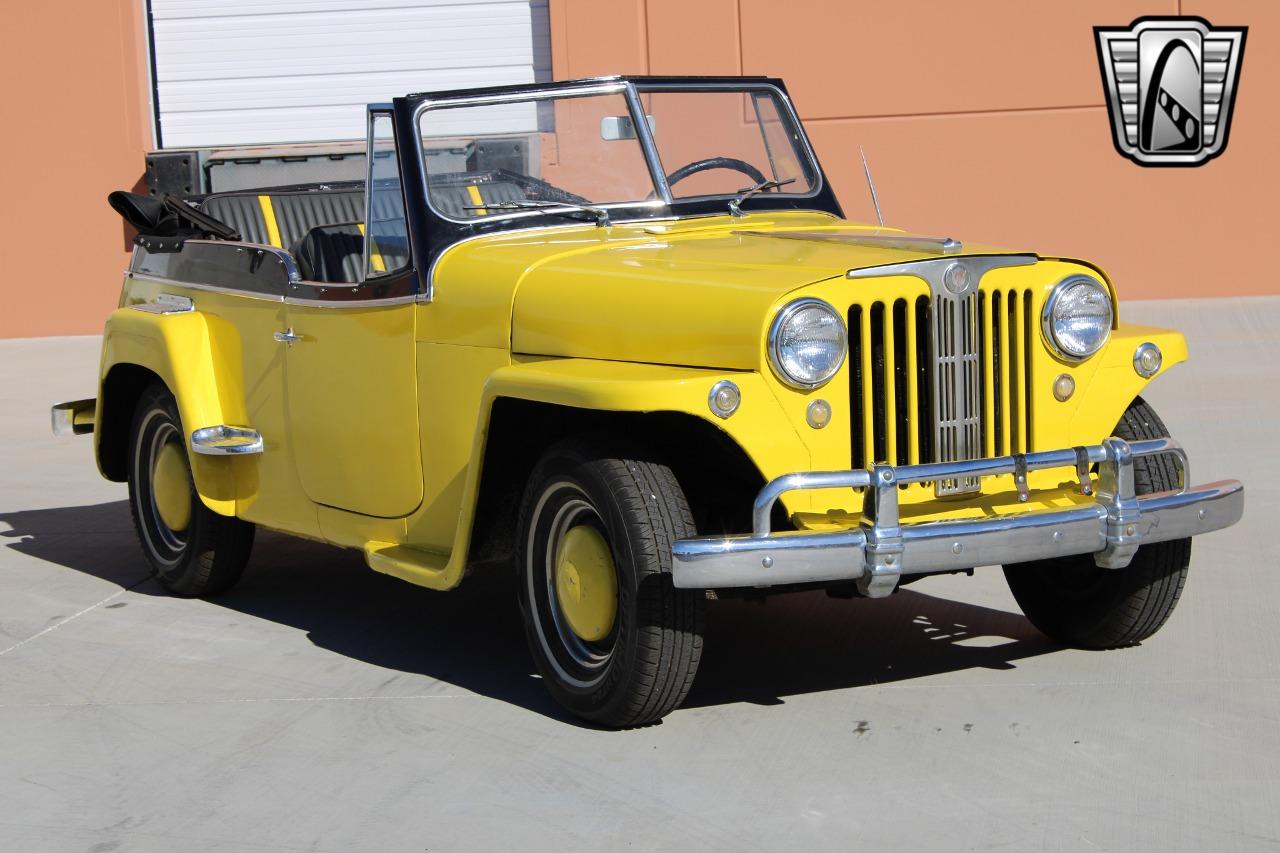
463;199;611;227
728;177;797;217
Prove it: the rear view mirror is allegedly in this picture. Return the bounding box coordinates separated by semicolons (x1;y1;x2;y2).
601;115;656;141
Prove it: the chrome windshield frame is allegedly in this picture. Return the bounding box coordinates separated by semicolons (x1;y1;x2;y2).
412;80;671;227
628;79;825;207
410;78;825;228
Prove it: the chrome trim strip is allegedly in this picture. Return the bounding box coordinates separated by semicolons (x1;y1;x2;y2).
845;254;1037;283
129;293;194;315
126;273;284;303
285;294;419;309
672;436;1237;595
190;425;264;456
745;231;961;253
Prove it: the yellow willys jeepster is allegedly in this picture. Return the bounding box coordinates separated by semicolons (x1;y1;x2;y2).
55;76;1243;727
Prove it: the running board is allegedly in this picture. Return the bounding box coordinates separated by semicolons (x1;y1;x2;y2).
364;541;451;588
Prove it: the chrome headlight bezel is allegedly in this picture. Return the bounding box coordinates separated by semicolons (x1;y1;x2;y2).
1042;275;1114;362
767;298;848;390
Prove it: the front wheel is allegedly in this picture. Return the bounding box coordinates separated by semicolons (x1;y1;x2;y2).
1004;397;1190;648
127;384;255;597
516;441;704;727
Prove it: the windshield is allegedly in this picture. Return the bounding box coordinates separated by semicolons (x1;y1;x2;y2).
419;90;658;220
416;84;817;222
640;89;815;199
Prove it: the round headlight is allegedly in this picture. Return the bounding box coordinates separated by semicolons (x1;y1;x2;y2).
768;298;847;389
1043;275;1113;360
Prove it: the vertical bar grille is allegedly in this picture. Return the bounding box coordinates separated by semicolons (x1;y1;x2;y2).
979;286;1036;455
850;287;1037;487
932;292;982;495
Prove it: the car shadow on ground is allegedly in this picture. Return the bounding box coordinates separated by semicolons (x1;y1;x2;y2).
1;501;1062;725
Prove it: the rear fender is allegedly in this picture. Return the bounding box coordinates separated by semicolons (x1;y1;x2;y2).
97;308;254;516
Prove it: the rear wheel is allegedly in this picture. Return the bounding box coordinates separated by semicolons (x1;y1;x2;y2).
1004;397;1190;648
127;384;254;597
517;440;704;727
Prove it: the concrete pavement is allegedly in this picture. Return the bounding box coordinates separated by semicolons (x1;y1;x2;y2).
1;298;1276;852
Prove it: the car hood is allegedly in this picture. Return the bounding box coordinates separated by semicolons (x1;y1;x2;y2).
439;211;1020;369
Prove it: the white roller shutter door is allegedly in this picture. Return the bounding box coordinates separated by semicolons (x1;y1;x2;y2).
148;0;550;148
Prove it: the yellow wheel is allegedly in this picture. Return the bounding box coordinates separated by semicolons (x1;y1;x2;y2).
518;440;704;728
151;442;192;532
128;384;255;597
553;524;618;642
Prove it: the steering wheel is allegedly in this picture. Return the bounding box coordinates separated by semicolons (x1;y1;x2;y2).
663;157;768;190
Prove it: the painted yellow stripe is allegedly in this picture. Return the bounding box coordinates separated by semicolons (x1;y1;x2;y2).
355;223;386;274
982;293;995;458
905;302;919;464
999;290;1012;455
466;184;486;216
257;195;282;248
859;308;874;465
883;304;897;465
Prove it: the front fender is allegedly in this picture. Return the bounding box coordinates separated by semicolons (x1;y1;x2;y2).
97;308;254;516
481;356;811;481
1067;322;1188;444
422;356;812;591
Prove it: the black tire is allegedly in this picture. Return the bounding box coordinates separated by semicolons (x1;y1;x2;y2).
516;440;704;727
1004;397;1190;648
127;384;254;597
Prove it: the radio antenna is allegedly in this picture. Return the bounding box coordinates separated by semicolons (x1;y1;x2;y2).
859;146;884;227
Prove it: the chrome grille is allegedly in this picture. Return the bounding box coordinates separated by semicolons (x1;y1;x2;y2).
848;285;1036;494
932;293;983;495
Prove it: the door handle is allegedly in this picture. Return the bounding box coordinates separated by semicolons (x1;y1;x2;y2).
273;328;302;345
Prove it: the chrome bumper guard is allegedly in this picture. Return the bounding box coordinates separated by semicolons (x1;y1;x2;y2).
671;437;1244;597
51;399;96;436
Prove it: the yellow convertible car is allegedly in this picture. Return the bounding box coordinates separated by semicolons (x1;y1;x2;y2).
55;76;1243;727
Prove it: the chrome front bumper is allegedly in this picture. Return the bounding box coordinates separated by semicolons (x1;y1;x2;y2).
671;437;1244;597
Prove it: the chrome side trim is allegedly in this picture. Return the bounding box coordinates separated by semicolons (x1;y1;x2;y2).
51;399;96;436
191;425;264;456
672;436;1238;595
126;273;284;303
846;254;1036;283
129;293;194;315
743;231;962;253
285;294;419;309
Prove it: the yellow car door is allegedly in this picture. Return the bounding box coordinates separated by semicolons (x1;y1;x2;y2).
281;108;423;519
282;291;421;518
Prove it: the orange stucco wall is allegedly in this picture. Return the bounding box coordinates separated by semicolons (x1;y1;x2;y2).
1;0;153;339
551;0;1279;305
2;1;1274;338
